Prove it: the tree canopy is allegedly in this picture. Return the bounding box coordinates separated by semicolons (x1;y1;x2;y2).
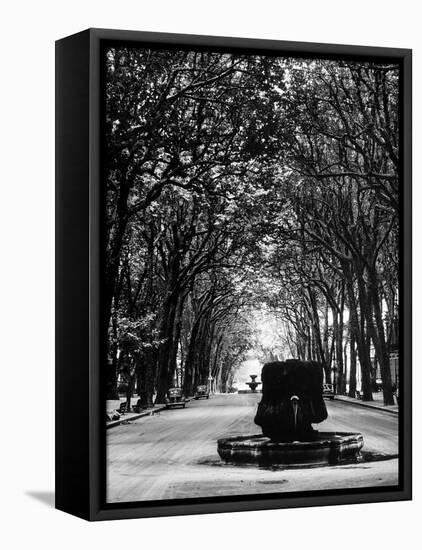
104;47;399;406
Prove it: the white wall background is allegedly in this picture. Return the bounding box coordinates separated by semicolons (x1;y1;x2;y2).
0;1;419;548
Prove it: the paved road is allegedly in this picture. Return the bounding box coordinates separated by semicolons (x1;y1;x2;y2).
107;393;398;503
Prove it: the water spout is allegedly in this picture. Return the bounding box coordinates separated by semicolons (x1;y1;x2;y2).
290;395;299;431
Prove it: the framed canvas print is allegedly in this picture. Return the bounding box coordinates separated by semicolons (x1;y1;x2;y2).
55;28;412;521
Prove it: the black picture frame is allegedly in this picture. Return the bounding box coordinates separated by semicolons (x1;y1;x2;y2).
55;28;412;521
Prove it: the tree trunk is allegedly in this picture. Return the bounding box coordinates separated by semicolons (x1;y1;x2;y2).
333;288;345;394
168;295;185;386
183;317;201;396
344;264;373;401
155;294;179;403
104;179;130;337
125;368;135;412
348;331;357;398
137;348;156;409
322;300;330;368
307;289;327;376
368;271;394;405
106;304;120;399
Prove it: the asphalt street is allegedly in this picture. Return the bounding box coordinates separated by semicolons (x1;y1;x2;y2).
106;393;399;503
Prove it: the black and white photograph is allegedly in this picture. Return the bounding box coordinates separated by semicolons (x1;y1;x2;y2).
3;0;421;544
103;42;404;505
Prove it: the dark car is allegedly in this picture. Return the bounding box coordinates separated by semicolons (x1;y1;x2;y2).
194;384;210;399
165;387;187;408
322;383;335;400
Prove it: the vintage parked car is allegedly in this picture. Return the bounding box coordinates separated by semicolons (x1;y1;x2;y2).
165;387;187;408
194;384;210;399
322;383;335;400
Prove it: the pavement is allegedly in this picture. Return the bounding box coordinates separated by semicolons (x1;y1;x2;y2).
106;392;399;503
334;391;399;414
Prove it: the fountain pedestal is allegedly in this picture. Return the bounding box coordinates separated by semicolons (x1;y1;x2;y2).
218;432;364;466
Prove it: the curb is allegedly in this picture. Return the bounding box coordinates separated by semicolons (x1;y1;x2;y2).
106;405;167;429
334;396;399;415
106;398;195;429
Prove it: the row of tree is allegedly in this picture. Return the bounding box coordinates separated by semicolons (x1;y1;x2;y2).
104;47;399;407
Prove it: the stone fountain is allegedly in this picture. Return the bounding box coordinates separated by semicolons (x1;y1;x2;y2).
246;374;261;393
218;359;363;467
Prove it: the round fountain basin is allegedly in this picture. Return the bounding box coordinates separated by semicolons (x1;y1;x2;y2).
217;432;364;467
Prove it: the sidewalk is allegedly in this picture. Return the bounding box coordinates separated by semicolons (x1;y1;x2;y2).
334;391;398;414
106;404;167;429
106;397;194;429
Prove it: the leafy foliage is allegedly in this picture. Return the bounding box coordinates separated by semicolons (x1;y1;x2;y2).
104;47;399;406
